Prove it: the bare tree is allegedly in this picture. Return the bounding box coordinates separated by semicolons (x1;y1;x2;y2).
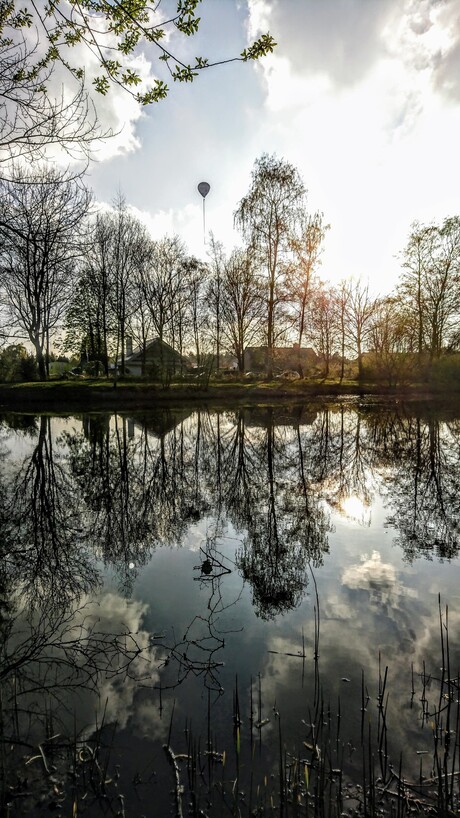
344;279;378;379
335;279;351;382
398;224;427;357
234;154;306;377
288;211;328;376
308;284;338;377
367;296;413;386
206;232;225;370
88;196;152;375
183;257;209;367
0;166;91;379
65;215;118;374
398;218;460;360
220;246;264;372
139;235;186;372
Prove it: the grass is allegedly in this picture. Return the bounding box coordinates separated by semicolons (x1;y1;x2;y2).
4;598;460;816
153;598;460;817
0;372;455;413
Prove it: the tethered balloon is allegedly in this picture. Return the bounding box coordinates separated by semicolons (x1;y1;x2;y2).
198;182;210;198
197;182;210;243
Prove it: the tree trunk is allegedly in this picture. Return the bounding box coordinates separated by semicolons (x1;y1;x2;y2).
35;345;47;380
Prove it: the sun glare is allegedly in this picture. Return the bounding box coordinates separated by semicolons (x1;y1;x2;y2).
340;495;371;525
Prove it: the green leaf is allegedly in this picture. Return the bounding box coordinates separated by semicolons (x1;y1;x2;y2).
241;33;276;61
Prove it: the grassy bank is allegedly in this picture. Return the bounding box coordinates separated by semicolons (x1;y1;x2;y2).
0;375;453;412
0;375;459;412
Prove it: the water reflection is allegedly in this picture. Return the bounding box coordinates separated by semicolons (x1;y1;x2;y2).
1;415;98;607
1;403;460;815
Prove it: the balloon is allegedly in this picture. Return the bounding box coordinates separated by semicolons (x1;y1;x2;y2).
198;182;210;198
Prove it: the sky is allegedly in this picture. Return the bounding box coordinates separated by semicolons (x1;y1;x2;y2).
76;0;460;295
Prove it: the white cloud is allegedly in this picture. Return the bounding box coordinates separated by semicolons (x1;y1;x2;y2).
9;589;162;739
237;0;460;289
82;0;460;293
19;11;161;166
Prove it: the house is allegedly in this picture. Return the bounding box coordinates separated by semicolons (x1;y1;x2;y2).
244;344;319;374
116;337;189;377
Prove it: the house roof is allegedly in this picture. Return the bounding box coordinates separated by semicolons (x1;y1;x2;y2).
117;338;188;365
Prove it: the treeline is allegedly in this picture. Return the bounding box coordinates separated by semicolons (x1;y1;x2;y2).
0;157;459;383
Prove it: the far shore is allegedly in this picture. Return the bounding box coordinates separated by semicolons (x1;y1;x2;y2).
0;377;458;412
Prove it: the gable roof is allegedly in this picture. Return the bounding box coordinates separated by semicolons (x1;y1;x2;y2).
117;338;188;365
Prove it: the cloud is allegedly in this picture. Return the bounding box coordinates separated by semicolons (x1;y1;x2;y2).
8;590;163;740
249;0;457;91
248;0;395;88
69;592;158;731
342;550;399;604
431;0;460;101
17;8;162;166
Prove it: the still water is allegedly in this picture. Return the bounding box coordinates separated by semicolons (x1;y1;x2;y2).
2;401;460;816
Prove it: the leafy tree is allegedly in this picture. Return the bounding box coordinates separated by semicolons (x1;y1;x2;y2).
234;154;306;377
0;167;91;380
1;0;276;106
0;15;103;165
0;1;275;167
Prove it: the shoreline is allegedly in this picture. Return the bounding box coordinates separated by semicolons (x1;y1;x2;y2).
0;379;458;412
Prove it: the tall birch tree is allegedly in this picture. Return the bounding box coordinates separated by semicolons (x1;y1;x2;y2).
234;154;306;377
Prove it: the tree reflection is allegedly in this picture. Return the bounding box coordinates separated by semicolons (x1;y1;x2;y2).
0;588;156;817
2;403;460;813
308;406;375;523
379;413;460;561
221;408;330;619
64;413;203;593
1;404;460;617
0;415;98;607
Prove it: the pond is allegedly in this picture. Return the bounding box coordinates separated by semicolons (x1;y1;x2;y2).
1;400;460;816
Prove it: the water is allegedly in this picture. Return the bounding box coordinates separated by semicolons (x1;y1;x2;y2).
2;401;460;815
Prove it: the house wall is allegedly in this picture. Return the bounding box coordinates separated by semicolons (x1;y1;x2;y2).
245;346;318;373
122;339;188;376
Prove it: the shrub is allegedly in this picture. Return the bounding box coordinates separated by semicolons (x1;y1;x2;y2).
360;351;415;387
428;354;460;391
0;345;36;382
